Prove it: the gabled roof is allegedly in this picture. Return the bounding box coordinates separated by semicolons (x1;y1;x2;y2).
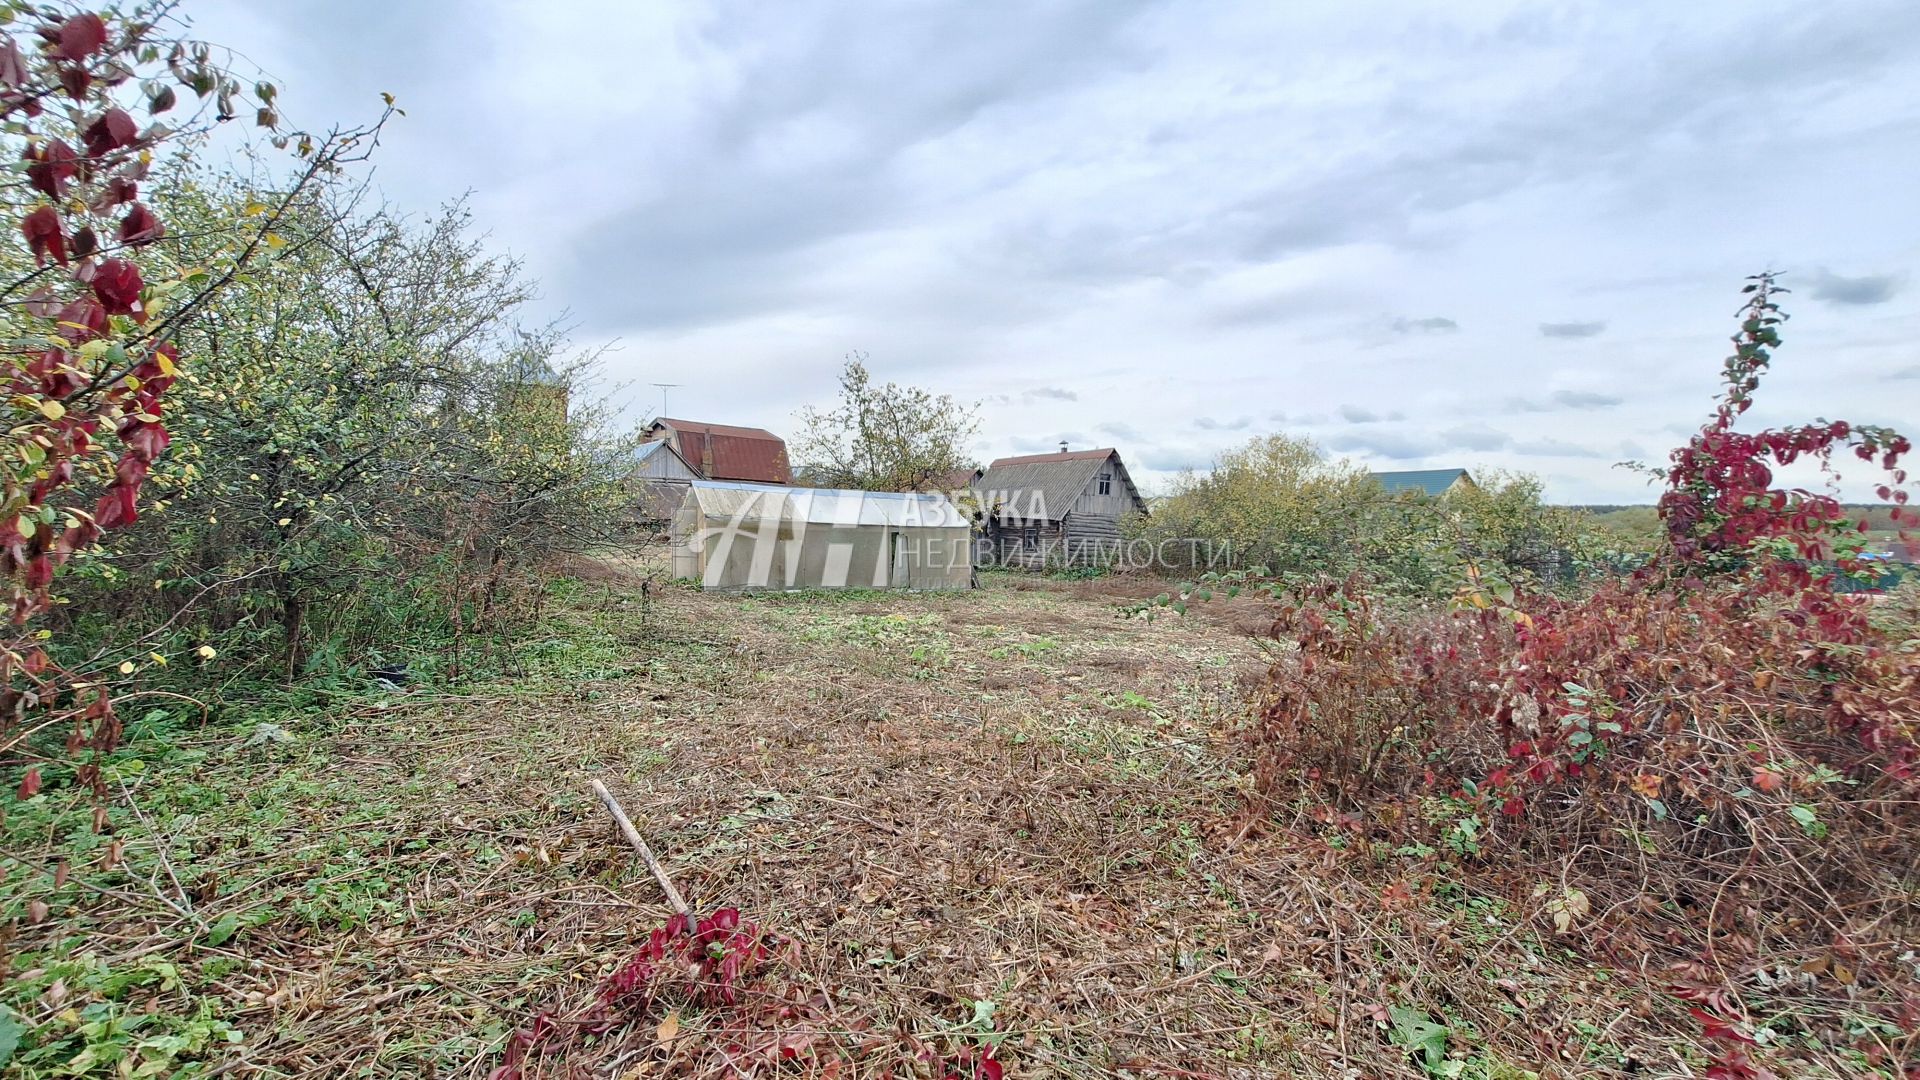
1372;468;1473;497
633;440;679;465
986;448;1117;468
650;417;792;484
683;480;969;529
974;447;1146;522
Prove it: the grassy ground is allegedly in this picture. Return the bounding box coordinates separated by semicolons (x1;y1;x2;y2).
2;564;1755;1077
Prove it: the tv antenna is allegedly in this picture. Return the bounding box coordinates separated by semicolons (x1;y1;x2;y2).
651;382;682;417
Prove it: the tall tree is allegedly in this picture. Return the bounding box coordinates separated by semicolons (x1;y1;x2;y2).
791;355;980;491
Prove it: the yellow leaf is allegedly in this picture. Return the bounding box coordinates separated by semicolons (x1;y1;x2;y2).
276;518;291;526
155;351;177;378
147;652;167;667
264;232;286;249
38;400;64;421
655;1012;680;1046
244;203;270;217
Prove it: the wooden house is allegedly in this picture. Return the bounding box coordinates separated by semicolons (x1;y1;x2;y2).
631;439;700;526
973;445;1148;568
642;418;793;484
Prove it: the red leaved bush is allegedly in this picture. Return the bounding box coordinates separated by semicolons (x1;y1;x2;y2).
493;906;1005;1079
1245;275;1919;1074
2;8;388;817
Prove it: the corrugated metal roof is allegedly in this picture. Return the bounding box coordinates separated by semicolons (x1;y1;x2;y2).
684;480;970;528
1372;468;1472;497
652;418;792;484
975;448;1136;522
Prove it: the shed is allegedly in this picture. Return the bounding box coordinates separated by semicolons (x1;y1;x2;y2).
631;440;699;526
973;446;1148;568
643;418;792;484
670;481;972;591
1371;468;1476;498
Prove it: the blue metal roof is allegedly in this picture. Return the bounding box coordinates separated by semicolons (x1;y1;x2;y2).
1371;468;1471;497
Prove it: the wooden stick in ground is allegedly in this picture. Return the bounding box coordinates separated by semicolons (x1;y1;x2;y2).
590;779;693;925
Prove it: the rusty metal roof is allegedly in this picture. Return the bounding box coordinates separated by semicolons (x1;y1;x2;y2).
652;418;792;484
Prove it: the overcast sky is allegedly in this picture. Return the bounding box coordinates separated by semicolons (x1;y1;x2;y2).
188;0;1920;503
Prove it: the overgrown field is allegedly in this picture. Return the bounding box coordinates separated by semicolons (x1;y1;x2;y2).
3;565;1799;1079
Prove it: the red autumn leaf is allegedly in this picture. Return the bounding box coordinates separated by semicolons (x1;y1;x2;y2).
118;418;169;460
17;767;41;798
91;257;143;315
24;139;79;197
118;202;164;245
55;13;109;61
92;176;138;211
56;296;107;341
0;39;26;87
24;287;61;318
21;204;67;265
1690;1008;1757;1045
82;107;139;156
59;63;90;101
94;482;139;529
1751;767;1785;794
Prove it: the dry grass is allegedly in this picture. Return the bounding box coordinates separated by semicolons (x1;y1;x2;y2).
3;565;1749;1078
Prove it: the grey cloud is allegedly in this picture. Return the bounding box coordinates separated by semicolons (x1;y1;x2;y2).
1618;440;1649;459
1551;389;1622;409
560;0;1159;329
1025;386;1078;402
1096;421;1144;441
1389;316;1459;334
1442;425;1512;451
1339;404;1407;424
1807;268;1904;306
1889;366;1920;381
1009;432;1091;454
1325;431;1442;461
1194;416;1252;431
1511;438;1604;458
1540;321;1607;338
1134;446;1206;472
1505;389;1622;413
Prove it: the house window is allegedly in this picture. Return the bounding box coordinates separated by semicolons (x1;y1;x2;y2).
1021;525;1039;547
1097;472;1112;495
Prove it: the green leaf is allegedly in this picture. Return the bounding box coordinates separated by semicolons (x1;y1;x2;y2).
1387;1006;1449;1068
0;1007;21;1067
203;912;239;947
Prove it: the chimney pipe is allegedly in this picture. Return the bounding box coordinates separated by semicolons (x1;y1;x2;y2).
1059;440;1069;454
